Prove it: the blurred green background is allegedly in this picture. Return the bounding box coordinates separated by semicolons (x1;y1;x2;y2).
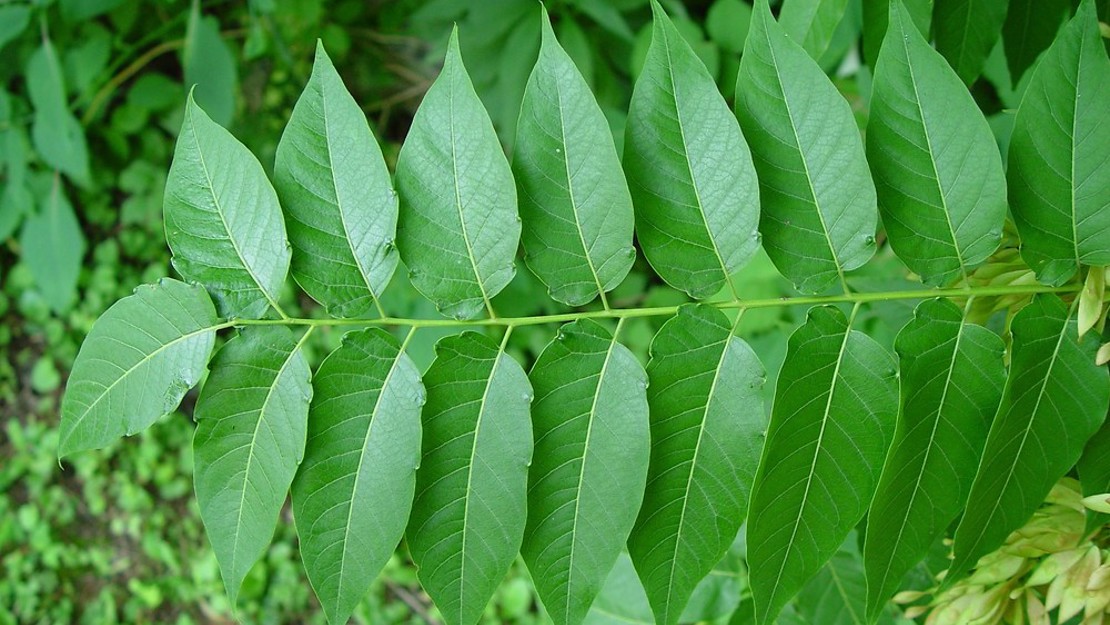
0;0;1020;622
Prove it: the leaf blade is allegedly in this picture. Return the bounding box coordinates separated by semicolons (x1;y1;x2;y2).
396;29;520;320
735;0;878;294
523;319;650;625
778;0;850;60
628;304;766;625
867;2;1007;285
58;278;218;457
950;294;1110;580
164;95;290;319
624;1;761;300
407;332;533;625
513;9;636;307
863;298;1006;618
746;306;899;625
274;42;398;318
193;326;312;605
1008;0;1110;285
291;328;424;625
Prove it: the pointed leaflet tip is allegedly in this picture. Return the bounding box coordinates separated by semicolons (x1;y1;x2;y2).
538;3;556;47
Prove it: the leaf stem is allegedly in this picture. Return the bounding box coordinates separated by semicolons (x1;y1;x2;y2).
228;284;1078;330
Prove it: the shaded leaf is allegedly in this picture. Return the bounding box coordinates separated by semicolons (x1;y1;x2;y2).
513;9;635;307
58;279;218;457
0;5;30;53
183;8;237;126
950;294;1110;581
628;304;766;625
21;177;84;312
624;0;760;300
863;298;1006;618
291;329;423;625
193;326;312;605
164;95;290;319
867;1;1006;285
933;0;1008;85
407;332;533;625
275;42;398;318
736;0;877;294
396;28;520;320
1008;0;1110;285
523;319;650;625
1078;416;1110;533
27;38;89;184
747;305;898;625
1002;0;1070;87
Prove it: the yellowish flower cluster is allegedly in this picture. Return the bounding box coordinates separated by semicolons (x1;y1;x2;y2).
900;479;1110;625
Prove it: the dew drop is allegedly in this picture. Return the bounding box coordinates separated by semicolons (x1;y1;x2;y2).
625;247;636;258
555;148;562;154
522;391;534;402
865;235;876;245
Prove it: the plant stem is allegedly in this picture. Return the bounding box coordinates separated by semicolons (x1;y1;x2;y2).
228;283;1078;330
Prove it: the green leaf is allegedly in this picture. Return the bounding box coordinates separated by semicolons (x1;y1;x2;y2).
862;0;933;67
949;294;1110;580
706;0;753;54
796;532;882;625
1001;0;1070;87
628;304;766;625
1078;417;1110;533
863;298;1006;619
523;319;650;625
395;28;520;320
778;0;850;59
0;124;31;240
193;326;312;605
746;305;898;625
291;328;423;625
735;0;878;294
183;9;238;126
21;177;85;312
275;42;398;318
624;0;761;300
407;332;533;625
164;95;290;319
513;9;636;308
58;279;219;458
1008;0;1110;285
867;1;1007;285
932;0;1007;85
27;38;89;185
0;5;30;52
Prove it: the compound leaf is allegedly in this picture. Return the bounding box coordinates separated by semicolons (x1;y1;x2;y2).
628;304;766;625
867;1;1006;285
778;0;850;59
275;42;398;318
624;0;760;300
165;95;290;319
1008;0;1110;285
396;28;520;320
932;0;1008;85
193;326;312;605
950;294;1110;581
863;298;1006;619
523;319;650;625
736;0;877;294
407;332;533;625
747;306;898;625
291;328;424;625
514;8;635;307
58;279;218;458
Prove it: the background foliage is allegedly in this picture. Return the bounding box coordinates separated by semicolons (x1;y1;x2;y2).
2;0;1109;624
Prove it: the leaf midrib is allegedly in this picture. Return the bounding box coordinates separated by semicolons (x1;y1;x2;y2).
227;329;311;587
563;334;619;623
188;106;285;317
764;318;853;621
